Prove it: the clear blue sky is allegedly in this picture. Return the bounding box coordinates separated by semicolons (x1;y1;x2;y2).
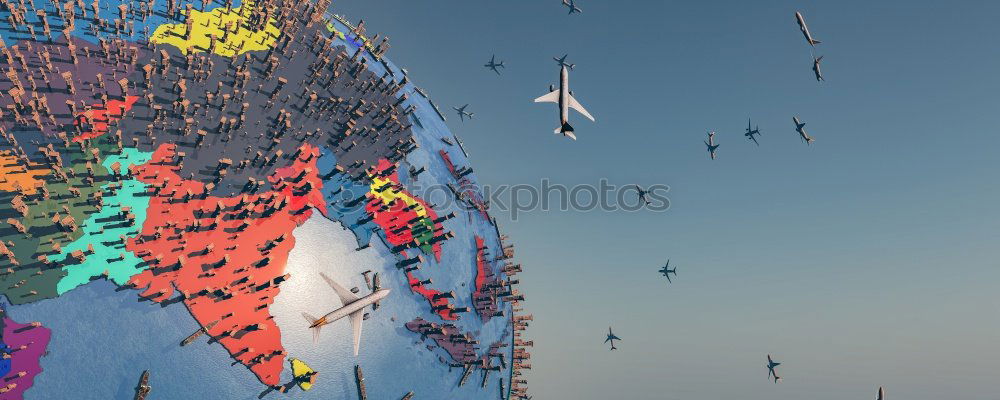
333;1;1000;398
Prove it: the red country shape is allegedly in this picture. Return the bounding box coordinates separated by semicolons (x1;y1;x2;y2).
472;235;499;323
126;143;326;386
407;271;458;321
72;96;139;142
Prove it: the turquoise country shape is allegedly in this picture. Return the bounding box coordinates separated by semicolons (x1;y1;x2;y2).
55;148;153;294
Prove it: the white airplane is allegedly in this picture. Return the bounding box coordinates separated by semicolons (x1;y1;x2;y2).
795;11;821;47
534;65;595;140
812;55;825;82
793;116;815;145
303;273;391;356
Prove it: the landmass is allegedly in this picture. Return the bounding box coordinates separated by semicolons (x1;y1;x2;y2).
0;1;533;397
149;1;281;57
0;153;49;195
365;159;447;260
0;307;51;399
125;143;325;385
472;236;503;323
289;358;317;391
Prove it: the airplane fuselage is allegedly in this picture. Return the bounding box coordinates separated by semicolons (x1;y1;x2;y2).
310;289;391;328
705;133;719;159
534;64;592;139
558;66;570;126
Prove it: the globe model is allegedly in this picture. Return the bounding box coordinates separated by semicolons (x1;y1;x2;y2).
0;1;525;398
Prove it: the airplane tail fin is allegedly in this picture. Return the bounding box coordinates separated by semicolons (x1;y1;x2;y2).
555;122;576;140
302;313;323;343
610;345;617;351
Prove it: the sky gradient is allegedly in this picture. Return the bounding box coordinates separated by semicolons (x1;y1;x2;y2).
332;1;1000;399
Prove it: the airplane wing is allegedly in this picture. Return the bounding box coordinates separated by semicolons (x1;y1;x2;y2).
320;272;360;305
348;310;364;356
611;334;621;341
567;94;595;121
533;90;559;104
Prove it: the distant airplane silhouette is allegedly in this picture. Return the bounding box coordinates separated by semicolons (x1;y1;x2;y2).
792;116;815;145
553;54;575;70
453;104;474;121
704;131;720;159
745;117;761;146
634;185;651;206
562;0;582;14
484;54;504;75
658;260;677;283
812;55;825;81
604;327;621;350
766;354;782;383
877;386;884;400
